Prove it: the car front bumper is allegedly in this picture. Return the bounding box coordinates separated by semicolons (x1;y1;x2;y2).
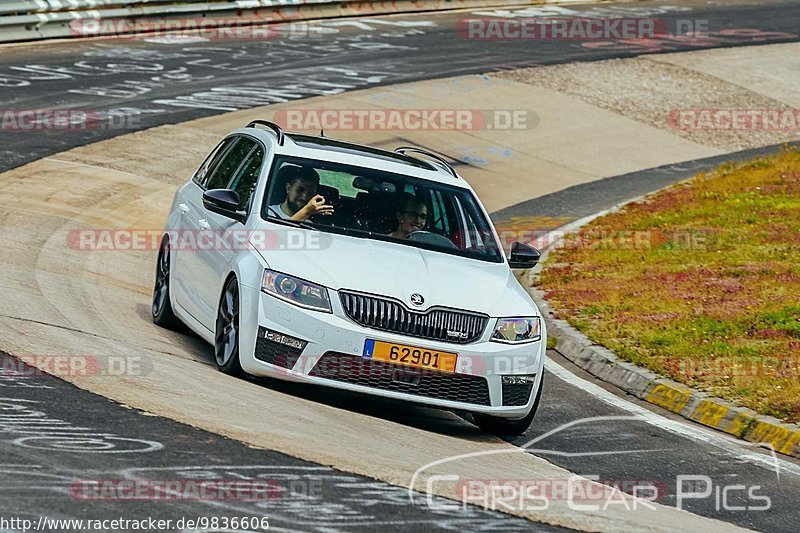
238;286;545;419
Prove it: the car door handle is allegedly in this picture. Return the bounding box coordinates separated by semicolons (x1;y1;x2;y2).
177;203;190;214
198;220;211;230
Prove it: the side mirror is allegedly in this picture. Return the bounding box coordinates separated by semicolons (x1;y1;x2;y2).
203;189;246;223
508;242;541;269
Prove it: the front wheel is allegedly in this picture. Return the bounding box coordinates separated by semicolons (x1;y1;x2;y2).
215;277;244;376
152;239;182;329
473;374;544;435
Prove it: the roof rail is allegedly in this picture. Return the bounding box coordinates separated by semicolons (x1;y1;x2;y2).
245;120;285;146
394;147;458;179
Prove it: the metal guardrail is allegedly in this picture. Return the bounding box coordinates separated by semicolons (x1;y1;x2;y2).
0;0;355;42
0;1;299;16
0;0;538;43
0;0;539;43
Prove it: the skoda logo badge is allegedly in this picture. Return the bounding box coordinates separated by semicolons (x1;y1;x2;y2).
410;293;425;306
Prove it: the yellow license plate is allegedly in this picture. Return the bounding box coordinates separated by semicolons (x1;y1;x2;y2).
363;339;458;373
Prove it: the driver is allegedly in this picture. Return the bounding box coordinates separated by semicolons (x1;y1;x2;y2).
268;165;333;222
388;195;428;239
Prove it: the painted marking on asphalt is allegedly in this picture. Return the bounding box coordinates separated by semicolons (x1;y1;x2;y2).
544;358;800;478
115;465;530;531
0;397;163;454
0;364;53;389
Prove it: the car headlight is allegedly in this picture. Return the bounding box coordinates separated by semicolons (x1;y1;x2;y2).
262;270;331;313
491;317;542;344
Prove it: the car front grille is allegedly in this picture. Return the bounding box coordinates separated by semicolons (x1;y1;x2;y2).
502;382;534;406
338;290;488;344
309;352;491;406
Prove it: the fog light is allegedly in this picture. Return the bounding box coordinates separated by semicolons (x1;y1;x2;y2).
263;328;308;350
501;375;535;385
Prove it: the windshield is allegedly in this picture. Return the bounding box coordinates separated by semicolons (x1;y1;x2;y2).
261;155;504;263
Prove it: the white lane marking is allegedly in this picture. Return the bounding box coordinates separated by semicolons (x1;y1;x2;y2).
545;358;800;478
143;37;211;44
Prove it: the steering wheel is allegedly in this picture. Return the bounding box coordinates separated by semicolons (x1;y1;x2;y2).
407;230;456;249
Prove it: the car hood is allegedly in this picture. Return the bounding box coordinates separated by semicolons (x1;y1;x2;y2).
252;228;538;317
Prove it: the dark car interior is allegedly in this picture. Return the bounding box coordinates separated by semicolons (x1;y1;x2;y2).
263;157;501;262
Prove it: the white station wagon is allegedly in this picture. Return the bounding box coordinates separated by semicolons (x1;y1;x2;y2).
152;120;546;434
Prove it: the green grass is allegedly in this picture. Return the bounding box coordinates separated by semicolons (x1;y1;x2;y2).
546;336;557;350
537;148;800;423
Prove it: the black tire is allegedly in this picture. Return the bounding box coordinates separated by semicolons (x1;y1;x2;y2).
215;277;244;376
152;239;182;329
473;374;544;436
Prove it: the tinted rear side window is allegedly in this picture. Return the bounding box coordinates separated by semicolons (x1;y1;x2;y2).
230;145;265;210
206;137;257;190
193;137;236;188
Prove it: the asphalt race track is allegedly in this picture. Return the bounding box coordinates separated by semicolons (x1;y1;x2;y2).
0;353;550;531
2;0;800;172
2;0;800;531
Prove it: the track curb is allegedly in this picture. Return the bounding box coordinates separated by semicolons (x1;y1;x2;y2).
521;154;800;460
533;292;800;459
